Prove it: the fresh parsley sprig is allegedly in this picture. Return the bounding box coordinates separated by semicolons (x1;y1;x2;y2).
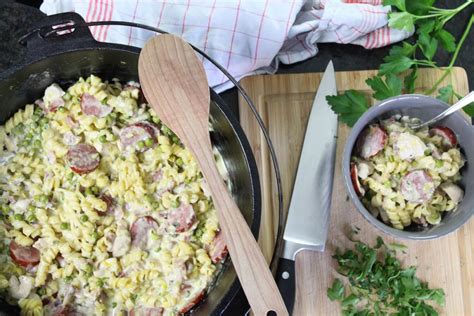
326;0;474;127
327;236;445;315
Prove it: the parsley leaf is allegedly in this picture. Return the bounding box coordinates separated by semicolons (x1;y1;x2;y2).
435;28;456;53
463;102;474;117
386;42;416;61
388;11;415;33
404;67;418;93
326;91;369;127
418;31;438;60
366;74;403;100
327;279;345;301
379;56;414;75
437;85;454;103
406;0;435;15
383;0;406;11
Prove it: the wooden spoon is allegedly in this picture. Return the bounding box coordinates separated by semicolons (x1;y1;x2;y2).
138;34;288;316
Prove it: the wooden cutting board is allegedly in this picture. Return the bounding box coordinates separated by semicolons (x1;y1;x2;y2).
238;67;473;316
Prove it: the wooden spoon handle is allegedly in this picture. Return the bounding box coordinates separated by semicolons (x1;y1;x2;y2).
194;144;288;316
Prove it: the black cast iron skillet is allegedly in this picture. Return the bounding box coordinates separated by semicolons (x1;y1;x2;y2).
0;12;261;316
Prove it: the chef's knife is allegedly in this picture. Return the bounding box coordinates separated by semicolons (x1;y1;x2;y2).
276;61;338;313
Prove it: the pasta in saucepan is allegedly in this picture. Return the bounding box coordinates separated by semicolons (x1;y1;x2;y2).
0;75;229;315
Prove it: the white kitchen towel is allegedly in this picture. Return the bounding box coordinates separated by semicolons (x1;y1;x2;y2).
40;0;411;92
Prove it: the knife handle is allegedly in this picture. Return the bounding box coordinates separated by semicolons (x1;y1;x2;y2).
276;258;296;313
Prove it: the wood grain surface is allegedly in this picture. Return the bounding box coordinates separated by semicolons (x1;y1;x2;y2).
138;35;288;316
238;67;473;316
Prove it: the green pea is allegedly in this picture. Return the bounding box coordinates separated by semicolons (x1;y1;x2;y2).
40;195;49;204
172;136;179;144
145;138;154;147
91;186;99;195
27;205;35;212
80;214;89;223
152;116;160;124
435;160;444;168
85;188;93;196
60;222;70;230
99;135;107;143
27;215;37;223
162;126;170;134
137;140;145;149
171;200;180;208
14;214;24;221
58;107;67;113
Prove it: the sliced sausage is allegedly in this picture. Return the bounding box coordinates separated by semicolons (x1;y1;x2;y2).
99;193;115;214
168;204;197;233
9;241;40;267
129;307;163;316
356;124;387;159
80;93;112;118
134;121;160;138
119;122;155;152
429;126;458;148
209;230;228;264
66;143;100;175
130;216;159;249
350;162;365;197
439;183;464;204
394;132;427;161
400;170;436;204
179;290;206;314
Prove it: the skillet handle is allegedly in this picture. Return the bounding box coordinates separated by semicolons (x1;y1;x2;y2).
18;12;98;63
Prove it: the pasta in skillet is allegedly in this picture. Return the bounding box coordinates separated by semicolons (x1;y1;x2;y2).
350;115;465;230
0;75;229;315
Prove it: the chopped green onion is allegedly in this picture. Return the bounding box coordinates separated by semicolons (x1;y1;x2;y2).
13;214;24;221
27;205;35;212
137;140;145;149
175;158;183;166
27;215;37;223
172;136;179;143
91;186;99;195
80;214;89;223
40;195;49;204
34;140;42;147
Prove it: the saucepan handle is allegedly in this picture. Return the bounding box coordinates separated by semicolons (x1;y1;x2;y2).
18;12;98;63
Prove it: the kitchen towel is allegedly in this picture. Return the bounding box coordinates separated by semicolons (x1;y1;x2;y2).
40;0;411;92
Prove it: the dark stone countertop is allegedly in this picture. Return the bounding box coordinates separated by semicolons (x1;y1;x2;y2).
0;0;472;116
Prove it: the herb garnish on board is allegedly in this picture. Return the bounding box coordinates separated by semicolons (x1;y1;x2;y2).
326;0;474;126
327;235;445;315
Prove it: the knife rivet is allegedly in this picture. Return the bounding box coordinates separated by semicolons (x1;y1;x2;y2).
282;271;290;280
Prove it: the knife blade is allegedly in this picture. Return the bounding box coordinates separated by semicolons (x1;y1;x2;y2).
276;61;338;312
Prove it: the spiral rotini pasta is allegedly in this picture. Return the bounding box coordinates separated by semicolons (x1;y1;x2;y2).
352;115;465;230
0;76;229;315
